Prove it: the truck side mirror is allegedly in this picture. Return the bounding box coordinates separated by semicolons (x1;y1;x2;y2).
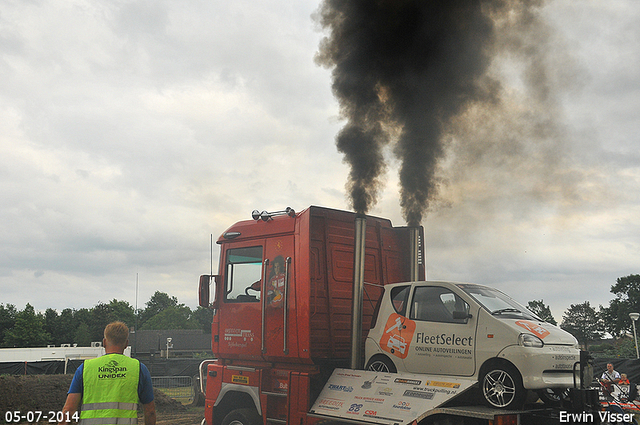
199;275;218;308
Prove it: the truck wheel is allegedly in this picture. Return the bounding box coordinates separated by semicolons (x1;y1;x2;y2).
191;375;205;406
221;408;261;425
480;363;525;409
365;355;397;373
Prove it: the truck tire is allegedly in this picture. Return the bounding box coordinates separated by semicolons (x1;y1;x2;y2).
480;363;525;409
221;408;261;425
365;355;397;373
191;375;205;406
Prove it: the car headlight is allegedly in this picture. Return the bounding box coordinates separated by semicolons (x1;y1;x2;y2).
518;333;544;348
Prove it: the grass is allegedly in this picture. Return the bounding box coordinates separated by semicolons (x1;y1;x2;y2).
156;386;195;405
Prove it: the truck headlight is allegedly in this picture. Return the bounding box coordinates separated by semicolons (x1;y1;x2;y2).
518;333;544;348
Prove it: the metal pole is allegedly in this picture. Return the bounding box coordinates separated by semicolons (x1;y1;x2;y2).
283;257;291;354
634;320;639;360
261;259;270;354
630;313;640;359
134;273;138;357
409;227;419;281
351;215;366;370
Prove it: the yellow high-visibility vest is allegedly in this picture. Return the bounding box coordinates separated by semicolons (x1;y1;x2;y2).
80;354;140;425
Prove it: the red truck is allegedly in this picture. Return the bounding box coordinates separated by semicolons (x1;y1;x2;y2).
197;206;599;425
198;206;423;425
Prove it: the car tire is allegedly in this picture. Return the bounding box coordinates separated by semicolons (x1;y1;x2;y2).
480;362;526;409
365;355;397;373
221;408;262;425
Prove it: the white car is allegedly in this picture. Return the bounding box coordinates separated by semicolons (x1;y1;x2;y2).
365;281;580;409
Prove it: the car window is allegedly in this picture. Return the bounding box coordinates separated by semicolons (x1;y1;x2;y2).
457;283;538;320
410;286;469;324
390;285;410;316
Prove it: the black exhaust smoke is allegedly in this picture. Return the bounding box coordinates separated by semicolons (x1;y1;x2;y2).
315;0;549;226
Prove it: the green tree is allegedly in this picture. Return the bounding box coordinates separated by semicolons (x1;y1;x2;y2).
44;308;59;345
74;322;92;347
527;300;557;325
192;306;213;333
57;308;77;345
0;304;17;347
73;308;94;344
141;305;199;330
612;338;638;358
106;299;136;325
90;299;135;338
139;292;178;327
3;304;51;347
600;274;640;338
560;301;604;349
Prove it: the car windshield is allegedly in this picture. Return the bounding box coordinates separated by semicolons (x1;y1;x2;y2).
456;284;540;321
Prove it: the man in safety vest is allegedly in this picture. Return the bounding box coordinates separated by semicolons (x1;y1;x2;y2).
59;321;156;424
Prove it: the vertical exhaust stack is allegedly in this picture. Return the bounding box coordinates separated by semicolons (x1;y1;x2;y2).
351;214;367;370
409;227;420;282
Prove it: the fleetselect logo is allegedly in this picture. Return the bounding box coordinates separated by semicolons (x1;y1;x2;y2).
379;313;415;359
515;320;550;339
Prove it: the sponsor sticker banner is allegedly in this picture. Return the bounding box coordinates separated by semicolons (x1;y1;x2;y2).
309;369;476;425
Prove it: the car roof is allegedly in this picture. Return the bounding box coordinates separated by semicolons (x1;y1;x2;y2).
385;280;488;288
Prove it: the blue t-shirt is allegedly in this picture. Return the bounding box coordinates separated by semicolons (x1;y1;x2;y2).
68;358;154;405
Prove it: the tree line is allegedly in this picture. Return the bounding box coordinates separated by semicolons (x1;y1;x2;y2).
528;274;640;356
0;291;212;348
2;274;639;353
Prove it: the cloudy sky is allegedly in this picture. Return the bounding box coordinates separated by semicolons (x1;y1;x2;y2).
1;0;638;323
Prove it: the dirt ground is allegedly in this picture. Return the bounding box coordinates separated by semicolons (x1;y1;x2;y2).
0;374;204;424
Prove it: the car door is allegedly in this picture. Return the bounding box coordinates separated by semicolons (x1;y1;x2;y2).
401;285;477;376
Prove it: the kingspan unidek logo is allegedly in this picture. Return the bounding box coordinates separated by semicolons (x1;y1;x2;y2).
98;359;128;379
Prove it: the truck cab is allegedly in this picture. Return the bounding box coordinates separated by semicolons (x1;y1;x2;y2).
198;206;424;425
200;206;422;365
365;281;580;409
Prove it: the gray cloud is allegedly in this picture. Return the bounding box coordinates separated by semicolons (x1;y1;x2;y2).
0;0;638;324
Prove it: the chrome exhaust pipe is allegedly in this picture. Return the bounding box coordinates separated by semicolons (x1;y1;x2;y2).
409;227;420;281
351;214;366;370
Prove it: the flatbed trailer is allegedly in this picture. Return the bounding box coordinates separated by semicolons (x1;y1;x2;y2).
198;362;601;425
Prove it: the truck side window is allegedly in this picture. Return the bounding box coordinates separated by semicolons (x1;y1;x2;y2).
410;287;469;324
390;285;410;316
224;246;263;303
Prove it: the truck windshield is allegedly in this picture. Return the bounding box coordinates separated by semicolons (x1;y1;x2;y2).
456;284;540;321
225;246;263;302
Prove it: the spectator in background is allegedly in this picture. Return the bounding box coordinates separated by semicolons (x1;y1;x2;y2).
600;363;622;400
601;363;621;383
620;373;631;385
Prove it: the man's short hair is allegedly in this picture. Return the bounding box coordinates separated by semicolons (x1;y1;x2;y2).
104;321;130;347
